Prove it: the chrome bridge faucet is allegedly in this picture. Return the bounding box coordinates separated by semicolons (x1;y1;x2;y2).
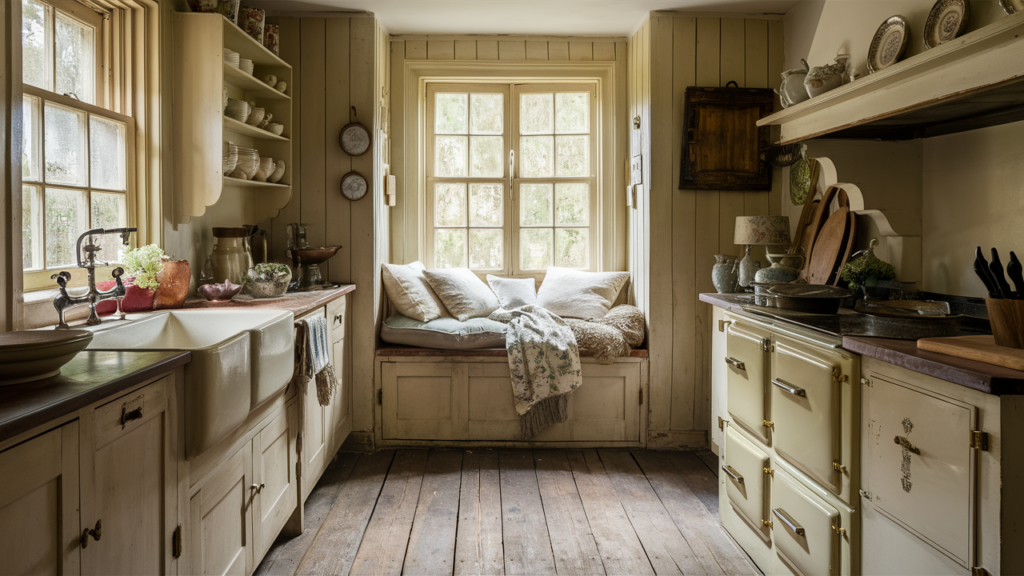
52;227;138;329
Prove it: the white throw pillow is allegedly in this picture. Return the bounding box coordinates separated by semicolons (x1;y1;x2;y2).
536;267;629;320
381;261;448;322
422;268;500;322
486;275;537;310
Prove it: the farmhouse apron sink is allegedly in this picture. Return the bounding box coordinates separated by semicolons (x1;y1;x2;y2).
87;309;294;457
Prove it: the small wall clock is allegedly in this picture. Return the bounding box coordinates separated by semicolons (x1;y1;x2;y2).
341;171;368;201
339;106;371;156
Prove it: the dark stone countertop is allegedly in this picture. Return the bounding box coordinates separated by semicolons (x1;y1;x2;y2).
843;337;1024;395
0;350;191;444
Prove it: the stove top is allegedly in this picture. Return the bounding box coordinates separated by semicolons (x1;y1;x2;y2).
739;304;991;340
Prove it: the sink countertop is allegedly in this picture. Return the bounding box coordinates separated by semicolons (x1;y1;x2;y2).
0;350;191;444
181;284;355;316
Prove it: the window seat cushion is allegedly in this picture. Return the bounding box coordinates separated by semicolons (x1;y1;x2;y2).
381;314;507;350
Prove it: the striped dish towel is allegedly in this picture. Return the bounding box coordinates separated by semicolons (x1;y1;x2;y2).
294;315;337;406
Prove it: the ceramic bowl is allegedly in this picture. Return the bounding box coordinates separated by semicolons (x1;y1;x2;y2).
246;107;266;126
234;147;260;179
225;98;250;123
269;160;286;183
198;280;243;302
222;142;238;174
267;123;284;136
257;112;272;128
264;74;277;86
0;330;94;385
275;81;287;93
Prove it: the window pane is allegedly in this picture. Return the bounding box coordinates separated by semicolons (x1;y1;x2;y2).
92;192;128;263
469;183;503;227
555;93;589;134
435;229;466;268
56;12;95;104
555;135;589;177
434;135;468;177
520;93;553;135
520;136;553;178
469;136;503;178
555;183;589;226
470;93;503;135
90;116;127;191
434;183;466;227
22;185;43;271
22;96;41;182
520;228;553;271
435;93;468;134
469;229;503;270
45;102;88;186
520;184;552;226
555;228;589;268
22;0;51;91
45;187;89;268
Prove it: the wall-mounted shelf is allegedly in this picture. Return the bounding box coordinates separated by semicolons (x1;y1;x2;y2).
758;12;1024;144
172;12;292;225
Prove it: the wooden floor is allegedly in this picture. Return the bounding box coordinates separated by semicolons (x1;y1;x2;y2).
255;449;759;576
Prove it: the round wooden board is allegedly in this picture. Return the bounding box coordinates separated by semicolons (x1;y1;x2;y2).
832;211;858;286
808;205;850;284
797;185;839;280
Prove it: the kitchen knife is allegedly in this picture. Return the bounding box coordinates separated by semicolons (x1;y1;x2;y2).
975;247;1000;298
1009;251;1024;298
991;248;1013;299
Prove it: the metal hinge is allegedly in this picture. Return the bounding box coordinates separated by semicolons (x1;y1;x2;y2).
832;366;848;383
762;338;771;352
718;416;725;431
296;461;302;479
718;319;731;333
296;432;303;454
762;519;774;529
763;419;774;430
970;430;989;451
832;461;848;474
861;377;872;387
763;466;774;478
832;524;847;537
172;525;182;558
377;389;383;405
639;388;644;405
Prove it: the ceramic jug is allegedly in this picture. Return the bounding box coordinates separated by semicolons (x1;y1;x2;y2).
776;59;810;108
712;255;739;294
210;227;253;285
804;54;849;98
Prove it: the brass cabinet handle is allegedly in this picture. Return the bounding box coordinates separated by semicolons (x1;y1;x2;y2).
80;519;101;548
334;314;344;324
725;357;746;371
894;435;921;455
722;465;744;483
772;508;805;536
772;378;806;397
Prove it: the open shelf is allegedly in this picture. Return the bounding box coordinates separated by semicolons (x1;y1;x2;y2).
220;14;291;69
223;116;290;141
223;64;290;100
223;176;290;189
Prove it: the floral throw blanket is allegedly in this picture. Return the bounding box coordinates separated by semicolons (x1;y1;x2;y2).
497;305;582;439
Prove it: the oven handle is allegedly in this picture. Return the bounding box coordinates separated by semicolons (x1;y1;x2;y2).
772;508;806;536
722;465;744;483
772;378;807;397
725;357;746;371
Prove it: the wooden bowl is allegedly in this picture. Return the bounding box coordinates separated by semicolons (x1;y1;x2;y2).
0;330;93;385
986;298;1024;349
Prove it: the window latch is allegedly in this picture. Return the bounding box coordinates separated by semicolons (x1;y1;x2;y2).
508;149;515;199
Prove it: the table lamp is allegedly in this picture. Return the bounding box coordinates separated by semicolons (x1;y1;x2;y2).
734;216;791;288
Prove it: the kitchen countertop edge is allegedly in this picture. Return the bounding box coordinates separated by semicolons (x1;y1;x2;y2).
182;284;356;317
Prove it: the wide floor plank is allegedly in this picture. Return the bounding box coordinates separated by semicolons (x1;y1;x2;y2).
454;451;504;576
499;450;557;576
350;450;430;575
633;451;758;576
534;451;606;576
296;450;395;576
567;450;655;576
403;450;464;575
667;451;721;517
696;450;719;475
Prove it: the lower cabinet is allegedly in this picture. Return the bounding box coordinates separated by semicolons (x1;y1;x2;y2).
252;402;299;559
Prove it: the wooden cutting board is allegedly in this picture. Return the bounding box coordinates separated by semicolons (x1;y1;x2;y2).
918;335;1024;371
832;211;858;286
807;204;849;284
797;185;839;280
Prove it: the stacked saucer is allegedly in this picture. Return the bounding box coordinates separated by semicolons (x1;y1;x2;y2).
224;48;240;68
239;58;255;75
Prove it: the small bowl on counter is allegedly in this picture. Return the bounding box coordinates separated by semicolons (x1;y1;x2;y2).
242;263;292;299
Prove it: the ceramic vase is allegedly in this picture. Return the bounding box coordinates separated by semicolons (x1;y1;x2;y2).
712;255;739;294
154;260;191;310
239;7;265;44
263;23;280;56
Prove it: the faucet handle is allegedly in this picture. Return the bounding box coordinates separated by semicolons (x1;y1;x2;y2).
51;271;71;288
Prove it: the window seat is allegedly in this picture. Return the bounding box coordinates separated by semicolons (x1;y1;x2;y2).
376;345;648;358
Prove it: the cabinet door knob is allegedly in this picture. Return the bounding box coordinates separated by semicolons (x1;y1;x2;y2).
80;519;101;548
250;483;266;493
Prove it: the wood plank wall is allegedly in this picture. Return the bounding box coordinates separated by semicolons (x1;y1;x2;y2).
631;13;784;447
388;35;625;267
267;16;391;433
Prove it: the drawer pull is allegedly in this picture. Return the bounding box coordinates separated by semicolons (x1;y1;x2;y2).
725;357;746;371
80;519;101;548
772;378;806;397
722;465;744;483
772;508;805;536
894;435;921;455
120;406;143;428
334;314;344;324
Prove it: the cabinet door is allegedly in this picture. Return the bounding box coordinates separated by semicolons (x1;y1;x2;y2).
771;468;841;576
297;307;329;501
726;321;772;444
252;403;299;560
724;426;772;542
568;362;641;442
381;362;462;440
328;336;352;452
0;424;80;576
189;443;253;576
81;379;176;576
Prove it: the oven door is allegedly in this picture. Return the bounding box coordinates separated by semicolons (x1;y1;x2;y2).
772;468;841;576
726;320;772;445
724;426;772;542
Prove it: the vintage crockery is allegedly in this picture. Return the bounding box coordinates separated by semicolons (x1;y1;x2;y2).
239;7;266;44
275;81;287;93
225;98;250;123
216;0;240;23
187;0;217;12
264;23;280;56
712;255;739;294
804;55;849;98
868;16;910;73
267;123;284;136
776;59;810;108
222;142;238;174
238;57;255;75
232;147;259;180
1000;0;1024;14
254;157;274;182
924;0;970;49
264;74;277;86
257;113;272;129
246;107;266;126
198;280;243;302
223;47;240;68
269;160;286;183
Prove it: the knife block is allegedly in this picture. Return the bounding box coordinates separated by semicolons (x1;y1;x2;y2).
986;298;1024;349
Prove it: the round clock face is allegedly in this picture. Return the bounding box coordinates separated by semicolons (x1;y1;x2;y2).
341;171;368;201
339;123;371;156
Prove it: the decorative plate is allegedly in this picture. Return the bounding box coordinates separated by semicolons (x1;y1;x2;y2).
923;0;970;49
1000;0;1024;14
339;107;371;156
789;158;811;206
341;171;368;201
867;16;910;73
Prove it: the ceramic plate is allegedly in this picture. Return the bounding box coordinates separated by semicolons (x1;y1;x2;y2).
867;16;910;73
789;158;811;206
924;0;970;49
1000;0;1024;14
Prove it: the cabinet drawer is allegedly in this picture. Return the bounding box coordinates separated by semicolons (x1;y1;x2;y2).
724;426;771;542
327;297;346;343
726;320;772;445
772;468;841;576
863;375;975;568
771;336;842;494
94;377;169;449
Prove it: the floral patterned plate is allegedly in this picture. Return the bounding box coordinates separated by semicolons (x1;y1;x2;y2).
924;0;970;49
867;15;910;73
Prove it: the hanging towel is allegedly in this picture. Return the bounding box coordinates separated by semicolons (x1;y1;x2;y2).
293;315;337;406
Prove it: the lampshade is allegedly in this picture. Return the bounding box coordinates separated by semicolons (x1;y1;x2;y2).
734;215;791;246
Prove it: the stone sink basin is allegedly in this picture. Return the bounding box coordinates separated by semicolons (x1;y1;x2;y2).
87;309;294;457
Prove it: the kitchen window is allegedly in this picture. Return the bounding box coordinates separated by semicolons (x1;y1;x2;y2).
425;82;598;276
21;0;136;291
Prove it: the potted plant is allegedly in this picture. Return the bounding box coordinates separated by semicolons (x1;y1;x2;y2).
840;239;897;301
